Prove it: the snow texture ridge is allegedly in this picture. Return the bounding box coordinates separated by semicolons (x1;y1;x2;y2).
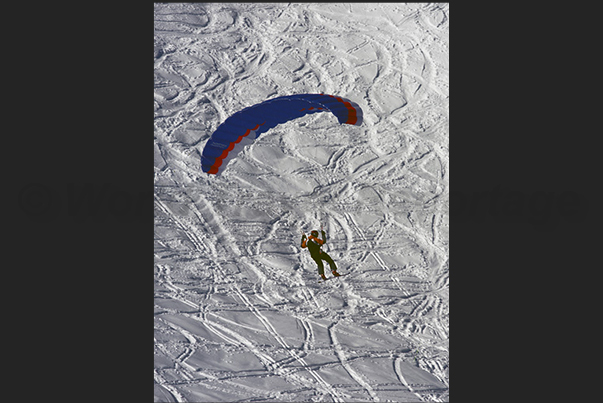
155;3;448;402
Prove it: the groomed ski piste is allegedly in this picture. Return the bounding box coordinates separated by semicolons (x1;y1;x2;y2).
154;3;448;402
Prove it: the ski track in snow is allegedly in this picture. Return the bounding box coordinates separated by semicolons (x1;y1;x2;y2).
155;3;448;402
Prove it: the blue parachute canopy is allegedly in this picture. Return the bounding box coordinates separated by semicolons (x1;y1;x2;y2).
201;93;363;175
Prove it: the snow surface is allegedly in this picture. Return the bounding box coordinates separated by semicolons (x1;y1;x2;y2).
154;3;448;402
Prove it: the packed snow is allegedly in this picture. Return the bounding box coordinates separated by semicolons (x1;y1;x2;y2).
154;3;448;402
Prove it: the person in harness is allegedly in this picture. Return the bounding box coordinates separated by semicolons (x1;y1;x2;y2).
301;226;341;281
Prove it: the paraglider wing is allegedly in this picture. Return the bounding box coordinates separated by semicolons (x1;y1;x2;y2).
201;93;363;175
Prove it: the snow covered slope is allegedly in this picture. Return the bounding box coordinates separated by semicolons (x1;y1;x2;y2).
154;3;448;401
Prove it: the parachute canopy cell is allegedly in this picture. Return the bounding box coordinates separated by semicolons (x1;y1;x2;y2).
200;93;363;175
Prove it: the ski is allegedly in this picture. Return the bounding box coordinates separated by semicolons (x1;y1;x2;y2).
318;273;346;283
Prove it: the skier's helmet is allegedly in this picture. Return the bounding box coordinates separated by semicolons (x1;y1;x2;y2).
311;230;319;237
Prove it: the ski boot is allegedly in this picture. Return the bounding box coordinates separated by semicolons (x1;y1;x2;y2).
332;270;340;277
